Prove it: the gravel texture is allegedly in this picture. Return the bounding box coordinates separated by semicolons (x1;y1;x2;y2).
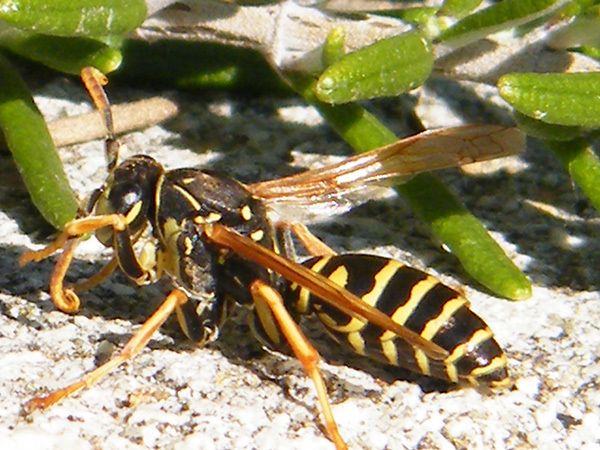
0;72;599;450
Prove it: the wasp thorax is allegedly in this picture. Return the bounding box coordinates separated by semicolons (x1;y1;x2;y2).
93;155;164;247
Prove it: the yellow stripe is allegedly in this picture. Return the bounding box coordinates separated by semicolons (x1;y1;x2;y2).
446;328;494;363
296;256;331;313
361;259;403;306
172;184;202;210
380;275;439;341
125;201;143;224
347;331;366;355
328;265;349;288
466;354;509;386
415;349;430;376
420;297;467;340
381;339;398;365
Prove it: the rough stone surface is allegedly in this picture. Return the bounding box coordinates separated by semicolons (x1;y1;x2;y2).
0;71;598;450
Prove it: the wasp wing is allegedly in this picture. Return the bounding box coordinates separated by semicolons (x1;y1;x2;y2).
205;223;448;360
249;125;524;207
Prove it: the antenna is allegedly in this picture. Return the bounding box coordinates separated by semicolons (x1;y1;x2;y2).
80;67;120;172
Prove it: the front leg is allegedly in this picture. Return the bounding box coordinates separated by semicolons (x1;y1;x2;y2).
20;214;150;313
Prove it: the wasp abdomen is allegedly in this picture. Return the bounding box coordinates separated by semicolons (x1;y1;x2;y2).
289;254;509;387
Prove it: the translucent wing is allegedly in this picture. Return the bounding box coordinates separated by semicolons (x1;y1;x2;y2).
204;223;448;360
248;125;524;207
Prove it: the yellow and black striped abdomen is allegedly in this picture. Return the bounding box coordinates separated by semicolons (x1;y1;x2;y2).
289;254;509;387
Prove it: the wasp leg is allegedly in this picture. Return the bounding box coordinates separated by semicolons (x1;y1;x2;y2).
285;222;336;257
20;214;129;266
20;214;130;313
23;288;188;414
47;238;83;313
249;279;347;450
72;257;118;293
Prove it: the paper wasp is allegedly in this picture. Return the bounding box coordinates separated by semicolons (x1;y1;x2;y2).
20;67;523;449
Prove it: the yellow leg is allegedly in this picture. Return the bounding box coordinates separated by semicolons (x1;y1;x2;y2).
20;214;129;313
20;214;128;267
72;257;118;293
24;288;188;414
287;222;336;256
250;279;348;450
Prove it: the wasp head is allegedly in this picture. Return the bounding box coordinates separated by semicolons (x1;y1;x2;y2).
92;155;163;246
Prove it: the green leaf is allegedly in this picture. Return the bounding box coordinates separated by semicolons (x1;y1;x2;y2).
290;74;531;300
437;0;561;46
322;27;345;67
440;0;483;18
116;40;288;94
546;138;600;212
0;29;121;74
499;72;600;128
513;111;583;141
0;53;78;228
315;31;433;104
0;0;146;37
398;175;531;300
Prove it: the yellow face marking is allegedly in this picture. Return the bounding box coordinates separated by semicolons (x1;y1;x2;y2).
347;331;366;355
240;205;253;221
420;297;467;340
250;229;264;241
446;328;494;363
172;184;202;210
125;200;143;224
193;215;205;224
380;275;439;341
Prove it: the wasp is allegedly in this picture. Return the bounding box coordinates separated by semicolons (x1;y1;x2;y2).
20;67;523;449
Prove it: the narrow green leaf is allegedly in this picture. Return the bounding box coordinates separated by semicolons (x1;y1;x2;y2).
315;31;433;104
371;7;438;27
440;0;483;18
289;74;531;300
0;29;121;74
0;53;78;228
499;72;600;128
513;111;583;141
398;175;531;300
322;27;345;67
437;0;561;45
116;40;288;94
547;12;600;49
0;0;146;37
546;139;600;212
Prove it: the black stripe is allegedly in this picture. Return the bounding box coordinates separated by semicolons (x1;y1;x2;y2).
454;335;503;376
304;255;389;328
401;282;458;334
360;265;429;342
431;306;487;351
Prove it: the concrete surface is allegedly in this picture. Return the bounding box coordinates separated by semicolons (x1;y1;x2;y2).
0;71;598;450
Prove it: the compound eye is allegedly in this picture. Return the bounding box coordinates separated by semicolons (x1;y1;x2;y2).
110;182;143;220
